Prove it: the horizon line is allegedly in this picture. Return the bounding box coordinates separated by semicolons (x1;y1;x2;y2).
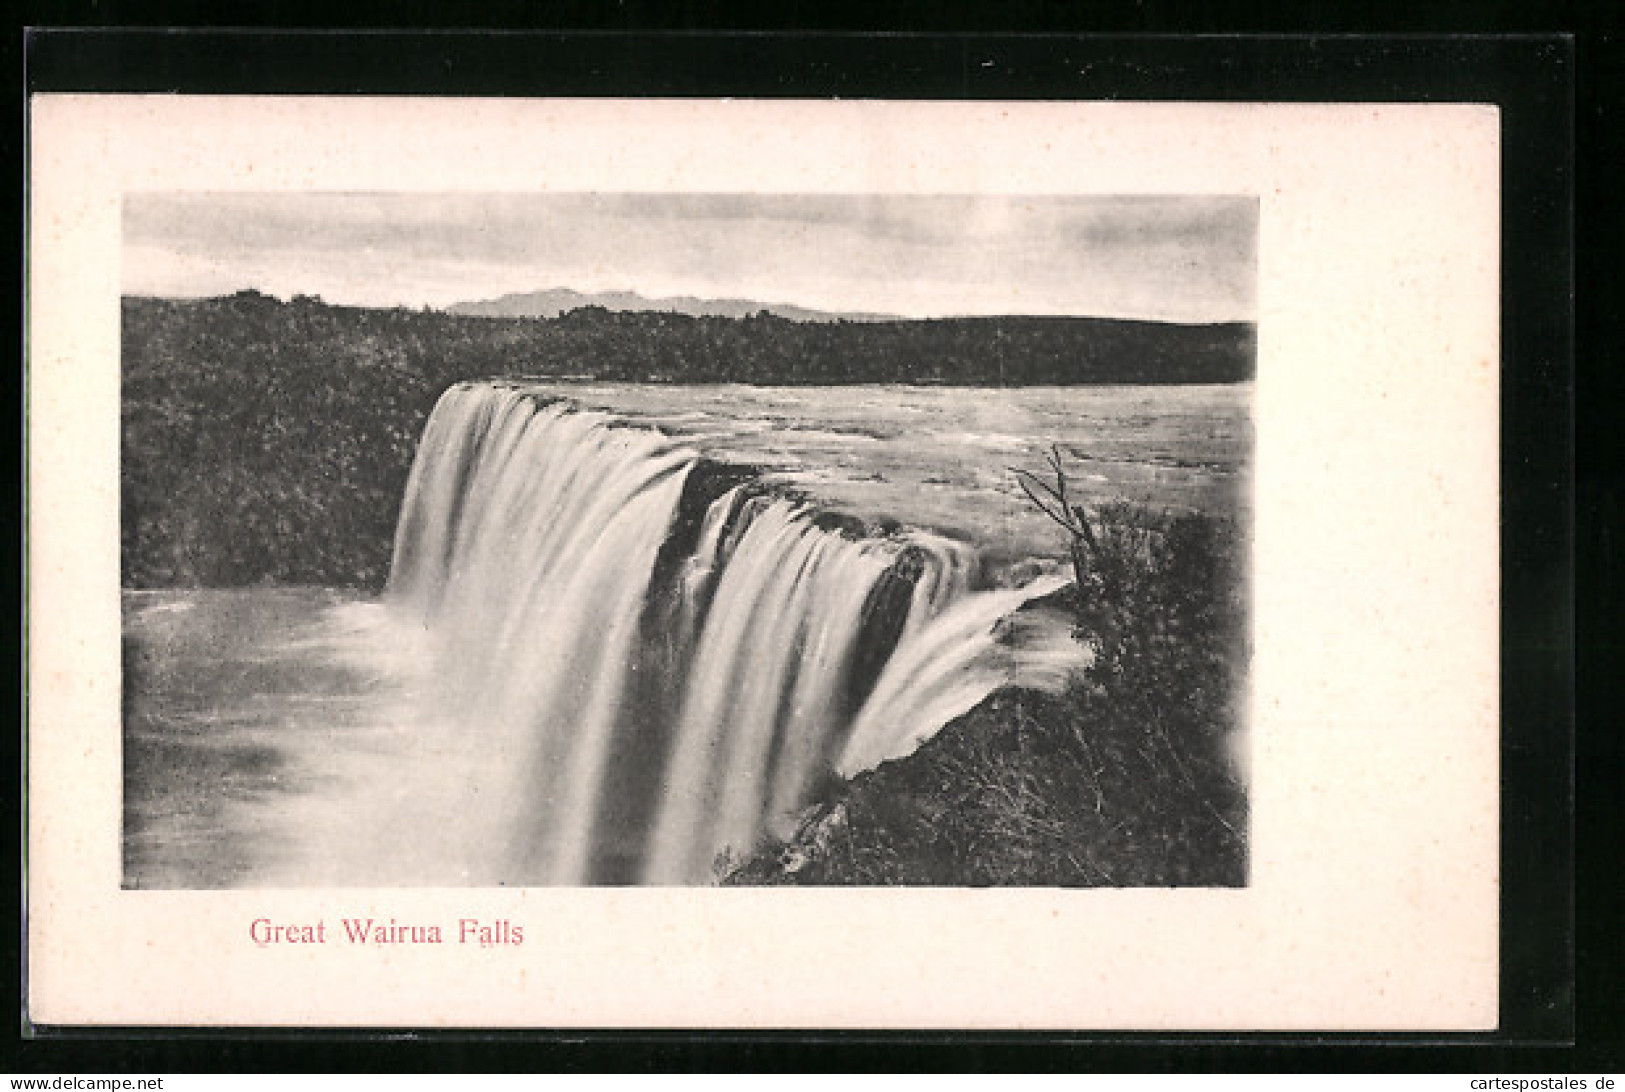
123;285;1259;327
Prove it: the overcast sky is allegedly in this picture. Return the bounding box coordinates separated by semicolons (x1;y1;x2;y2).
123;192;1257;323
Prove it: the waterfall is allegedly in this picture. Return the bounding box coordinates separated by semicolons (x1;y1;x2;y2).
373;382;1086;885
640;498;896;884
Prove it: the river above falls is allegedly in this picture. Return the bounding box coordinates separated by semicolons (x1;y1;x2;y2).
123;381;1251;889
508;381;1252;562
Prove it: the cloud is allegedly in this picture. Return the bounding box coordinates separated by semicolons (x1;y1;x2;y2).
123;192;1257;321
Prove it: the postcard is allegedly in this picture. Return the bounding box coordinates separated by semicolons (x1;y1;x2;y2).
27;95;1499;1029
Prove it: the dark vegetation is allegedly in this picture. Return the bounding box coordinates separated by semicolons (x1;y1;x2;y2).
123;290;1248;887
723;466;1248;887
123;291;1252;588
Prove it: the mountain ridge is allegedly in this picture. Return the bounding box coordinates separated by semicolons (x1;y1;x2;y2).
447;288;900;323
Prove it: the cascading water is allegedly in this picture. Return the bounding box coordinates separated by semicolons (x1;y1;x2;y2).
358;381;1086;885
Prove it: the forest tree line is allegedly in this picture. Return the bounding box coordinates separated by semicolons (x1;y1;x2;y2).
121;290;1255;587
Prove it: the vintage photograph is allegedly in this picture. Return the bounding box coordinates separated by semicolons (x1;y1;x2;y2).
119;192;1256;890
30;94;1501;1029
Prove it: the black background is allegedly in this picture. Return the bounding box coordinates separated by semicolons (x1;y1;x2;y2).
9;12;1605;1075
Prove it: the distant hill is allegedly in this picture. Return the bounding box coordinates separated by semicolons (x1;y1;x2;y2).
448;288;898;323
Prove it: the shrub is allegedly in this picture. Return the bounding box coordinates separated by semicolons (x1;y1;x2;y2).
725;452;1248;887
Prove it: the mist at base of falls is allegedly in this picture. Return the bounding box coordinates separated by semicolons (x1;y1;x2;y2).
123;381;1250;888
